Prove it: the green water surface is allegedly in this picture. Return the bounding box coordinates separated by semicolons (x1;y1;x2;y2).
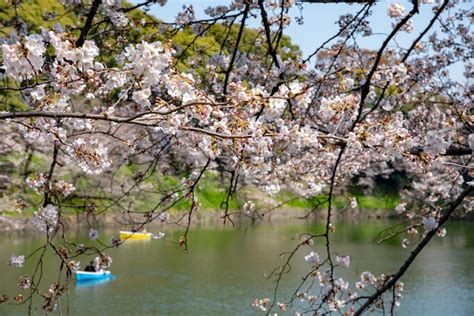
0;220;473;315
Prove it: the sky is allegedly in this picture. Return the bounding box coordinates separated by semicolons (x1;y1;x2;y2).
133;0;471;77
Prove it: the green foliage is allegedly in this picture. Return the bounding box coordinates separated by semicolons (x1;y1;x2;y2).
153;171;240;212
0;78;30;111
355;195;399;210
277;190;337;209
115;162;141;178
0;0;77;34
195;173;240;210
277;189;398;211
0;0;299;68
110;168;240;213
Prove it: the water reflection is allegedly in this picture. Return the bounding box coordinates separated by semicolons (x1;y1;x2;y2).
0;221;472;315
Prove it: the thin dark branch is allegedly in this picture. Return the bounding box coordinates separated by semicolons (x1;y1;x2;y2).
401;0;449;63
76;0;102;47
354;186;473;315
258;0;280;69
354;0;420;123
223;3;250;95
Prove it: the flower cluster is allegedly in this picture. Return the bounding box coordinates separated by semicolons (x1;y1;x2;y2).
68;261;81;272
357;273;404;307
52;180;76;197
31;204;59;234
158;212;169;222
387;3;405;18
421;216;438;232
94;254;113;271
1;35;45;81
335;255;351;268
9;255;25;268
252;298;270;312
88;228;99;240
304;251;320;265
26;173;48;194
243;201;256;214
175;5;195;25
18;276;31;289
66;138;112;174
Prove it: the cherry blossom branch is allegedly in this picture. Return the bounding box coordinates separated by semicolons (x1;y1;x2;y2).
178;126;252;139
401;0;449;63
303;3;373;64
355;0;420;122
0;111;153;124
258;0;280;69
223;3;250;95
0;102;224;123
181;159;211;253
43;141;59;207
354;186;473;315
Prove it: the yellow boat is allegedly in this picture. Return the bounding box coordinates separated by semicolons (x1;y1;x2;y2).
119;231;152;241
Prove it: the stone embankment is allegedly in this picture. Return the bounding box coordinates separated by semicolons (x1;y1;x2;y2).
0;216;30;232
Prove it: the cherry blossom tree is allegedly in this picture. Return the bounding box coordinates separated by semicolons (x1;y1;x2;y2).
0;0;472;314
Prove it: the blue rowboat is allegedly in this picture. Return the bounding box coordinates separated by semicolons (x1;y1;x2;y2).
74;270;112;281
75;275;116;288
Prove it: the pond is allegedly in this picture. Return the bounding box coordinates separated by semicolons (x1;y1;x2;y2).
0;220;473;315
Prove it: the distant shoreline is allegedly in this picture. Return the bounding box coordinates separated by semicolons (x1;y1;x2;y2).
2;207;471;232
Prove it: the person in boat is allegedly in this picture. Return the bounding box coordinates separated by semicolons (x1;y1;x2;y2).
84;261;96;272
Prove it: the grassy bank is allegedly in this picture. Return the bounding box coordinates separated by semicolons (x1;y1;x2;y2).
1;170;399;218
0;149;399;218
